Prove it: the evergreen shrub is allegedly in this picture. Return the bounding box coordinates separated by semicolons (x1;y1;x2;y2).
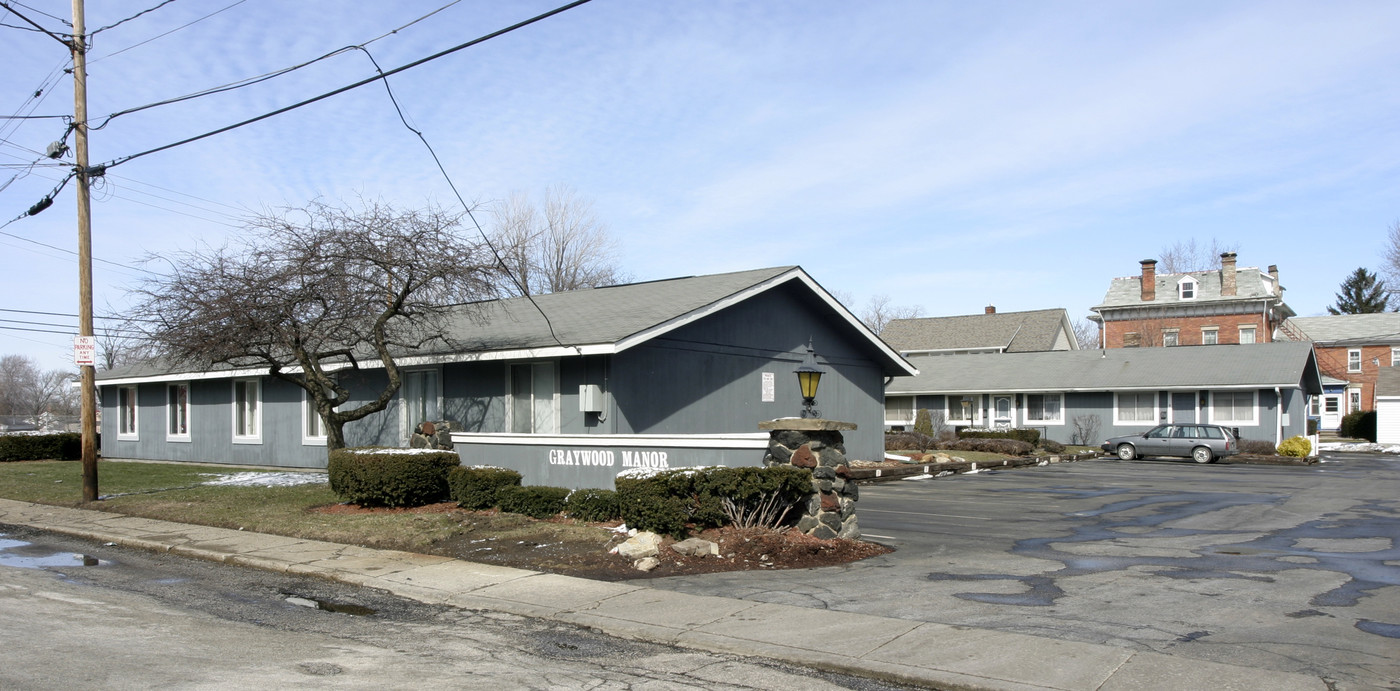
565;488;621;522
614;465;813;538
1276;436;1312;458
941;437;1035;455
913;408;934;437
327;448;458;507
447;466;522;510
959;428;1041;446
0;433;82;461
1039;439;1066;454
496;485;570;519
1339;411;1377;442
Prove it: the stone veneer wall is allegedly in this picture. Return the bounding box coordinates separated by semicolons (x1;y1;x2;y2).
760;419;860;540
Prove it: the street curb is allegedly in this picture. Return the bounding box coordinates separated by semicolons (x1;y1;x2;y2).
0;498;1330;691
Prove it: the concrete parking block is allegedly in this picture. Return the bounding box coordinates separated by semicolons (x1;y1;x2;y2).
694;602;922;658
1099;650;1329;691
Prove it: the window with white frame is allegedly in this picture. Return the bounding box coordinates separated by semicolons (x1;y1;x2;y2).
510;362;557;434
166;383;190;441
884;396;914;425
1392;348;1400;367
1350;389;1361;413
1115;391;1157;425
945;394;979;425
232;379;261;442
117;385;139;440
1348;349;1362;373
1201;328;1218;345
401;368;441;438
302;388;326;445
1211;391;1256;424
1025;393;1063;423
1309;396;1320;416
1163;330;1179;347
1238;326;1256;344
1178;277;1197;300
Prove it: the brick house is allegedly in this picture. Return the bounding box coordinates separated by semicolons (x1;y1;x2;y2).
1088;253;1294;349
1276;313;1400;431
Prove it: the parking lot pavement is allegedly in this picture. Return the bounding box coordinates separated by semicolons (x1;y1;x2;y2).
648;454;1400;689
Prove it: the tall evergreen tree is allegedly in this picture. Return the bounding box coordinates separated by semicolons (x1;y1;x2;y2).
1327;267;1390;314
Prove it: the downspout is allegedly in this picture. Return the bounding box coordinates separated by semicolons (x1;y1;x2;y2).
1275;386;1284;446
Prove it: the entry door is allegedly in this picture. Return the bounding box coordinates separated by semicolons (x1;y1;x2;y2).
992;396;1014;430
1321;395;1342;430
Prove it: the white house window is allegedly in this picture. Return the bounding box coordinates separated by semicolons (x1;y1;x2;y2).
510;362;557;434
1348;349;1362;373
166;383;190;441
302;388;326;445
117;385;139;440
884;396;914;426
401;368;442;439
945;394;979;425
1310;396;1320;416
1163;330;1179;347
1202;328;1218;345
1025;393;1062;423
1115;392;1157;425
1350;389;1361;413
1392;348;1400;367
1211;391;1256;425
1239;326;1256;344
1178;278;1197;300
232;379;261;443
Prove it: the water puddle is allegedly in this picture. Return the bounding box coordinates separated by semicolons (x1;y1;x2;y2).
284;594;376;616
0;535;105;570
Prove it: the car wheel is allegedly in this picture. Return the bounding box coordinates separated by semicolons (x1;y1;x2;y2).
1192;446;1214;464
1117;444;1137;460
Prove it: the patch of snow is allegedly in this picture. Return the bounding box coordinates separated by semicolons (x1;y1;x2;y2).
200;472;327;487
346;447;456;455
1317;442;1400;454
885;453;910;462
902;473;933;480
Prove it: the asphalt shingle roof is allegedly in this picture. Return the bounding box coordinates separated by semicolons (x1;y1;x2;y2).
1092;266;1286;311
887;341;1321;395
1278;314;1400;345
882;308;1075;353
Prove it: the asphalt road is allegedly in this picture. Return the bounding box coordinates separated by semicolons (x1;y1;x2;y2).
0;525;917;691
650;453;1400;690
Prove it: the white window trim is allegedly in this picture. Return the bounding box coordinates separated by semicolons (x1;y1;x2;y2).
1392;348;1400;367
166;382;191;443
231;378;262;445
399;366;444;442
1201;327;1219;345
506;361;561;435
1022;392;1065;426
1163;329;1179;347
1348;349;1362;373
1349;387;1362;414
1177;277;1197;300
117;385;139;441
1113;391;1158;426
944;394;981;426
1209;390;1259;427
302;388;327;446
884;396;916;426
1238;325;1257;344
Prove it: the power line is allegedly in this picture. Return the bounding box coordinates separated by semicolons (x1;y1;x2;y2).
89;0;245;64
7;1;69;27
89;0;179;36
92;0;595;172
0;2;72;46
0;308;152;322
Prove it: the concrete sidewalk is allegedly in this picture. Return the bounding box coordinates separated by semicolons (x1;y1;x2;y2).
0;498;1326;691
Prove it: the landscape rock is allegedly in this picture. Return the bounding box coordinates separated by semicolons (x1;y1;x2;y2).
614;531;663;559
634;557;661;572
671;538;720;557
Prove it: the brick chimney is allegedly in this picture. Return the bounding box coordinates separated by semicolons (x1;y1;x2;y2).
1140;259;1157;301
1220;252;1237;297
1268;264;1279;292
985;305;996;314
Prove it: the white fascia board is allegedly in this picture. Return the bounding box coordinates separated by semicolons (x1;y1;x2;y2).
98;367;274;387
612;268;919;377
901;347;1001;356
451;432;770;449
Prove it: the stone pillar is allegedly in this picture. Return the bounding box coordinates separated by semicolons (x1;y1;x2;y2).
759;418;860;540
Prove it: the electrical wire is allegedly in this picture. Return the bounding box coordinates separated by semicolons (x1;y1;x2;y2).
0;2;72;46
0;308;157;323
7;1;69;27
88;0;179;36
91;0;594;172
88;0;245;65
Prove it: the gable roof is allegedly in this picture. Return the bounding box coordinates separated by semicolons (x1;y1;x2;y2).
882;308;1078;354
99;266;918;385
1376;366;1400;398
1092;266;1289;312
887;341;1321;395
1278;313;1400;345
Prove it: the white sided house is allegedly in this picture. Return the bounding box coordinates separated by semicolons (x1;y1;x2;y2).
97;266;917;489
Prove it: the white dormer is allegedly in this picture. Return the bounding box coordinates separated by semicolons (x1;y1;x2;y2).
1177;276;1198;300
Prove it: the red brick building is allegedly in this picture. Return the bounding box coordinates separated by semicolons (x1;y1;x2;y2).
1277;313;1400;431
1088;254;1294;349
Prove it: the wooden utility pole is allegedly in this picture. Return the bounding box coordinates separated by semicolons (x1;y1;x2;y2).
72;0;98;502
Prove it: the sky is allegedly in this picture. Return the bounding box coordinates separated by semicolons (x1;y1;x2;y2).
2;0;1399;372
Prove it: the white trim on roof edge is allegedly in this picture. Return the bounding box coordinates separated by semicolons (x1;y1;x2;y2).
890;384;1306;395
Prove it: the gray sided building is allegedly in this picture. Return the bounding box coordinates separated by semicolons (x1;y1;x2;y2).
885;341;1322;447
97;266;917;488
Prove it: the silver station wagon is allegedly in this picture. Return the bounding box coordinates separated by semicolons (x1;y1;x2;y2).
1101;424;1239;464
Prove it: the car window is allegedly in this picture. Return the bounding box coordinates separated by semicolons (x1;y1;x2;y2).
1174;426;1198;438
1202;426;1223;439
1147;426;1173;438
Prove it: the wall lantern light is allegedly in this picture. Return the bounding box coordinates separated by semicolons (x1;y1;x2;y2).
794;338;826;419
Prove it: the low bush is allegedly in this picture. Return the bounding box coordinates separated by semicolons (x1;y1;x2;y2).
496;485;570;519
1237;439;1277;455
0;433;83;462
695;465;811;529
1339;411;1377;442
1277;436;1312;458
448;466;522;510
327;448;458;508
885;431;935;452
1039;439;1066;454
959;428;1042;446
565;488;621;522
615;470;691;538
941;437;1035;456
615;465;814;538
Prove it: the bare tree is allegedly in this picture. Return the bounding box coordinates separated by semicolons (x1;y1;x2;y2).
1072;318;1100;349
861;294;923;335
1157;238;1239;273
1383;221;1400;299
489;186;628;296
131;200;498;451
0;354;77;418
1071;414;1102;446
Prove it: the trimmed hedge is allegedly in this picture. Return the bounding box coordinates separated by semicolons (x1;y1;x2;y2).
615;465;813;538
1039;439;1066;454
1277;436;1312;458
942;437;1035;456
448;466;522;510
959;428;1041;446
496;485;570;519
1339;411;1377;442
565;488;621;522
1238;439;1277;455
0;433;83;461
327;448;459;507
885;431;935;452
